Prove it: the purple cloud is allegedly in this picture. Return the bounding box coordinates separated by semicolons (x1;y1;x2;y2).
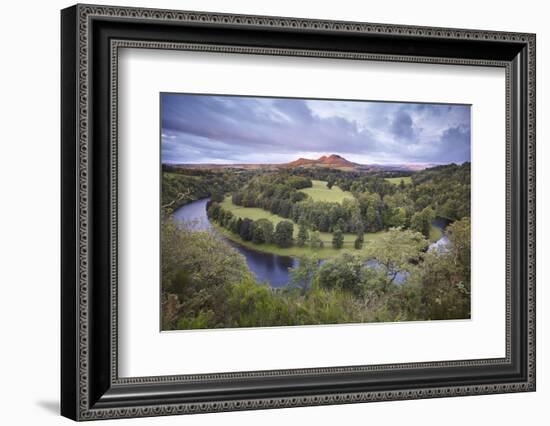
161;94;470;165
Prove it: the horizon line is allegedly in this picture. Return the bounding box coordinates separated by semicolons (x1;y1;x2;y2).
162;159;469;166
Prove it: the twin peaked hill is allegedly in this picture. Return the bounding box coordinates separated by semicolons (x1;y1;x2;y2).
284;154;357;169
170;154;436;172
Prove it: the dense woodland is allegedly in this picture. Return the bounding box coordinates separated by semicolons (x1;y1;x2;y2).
206;163;470;248
161;162;471;329
161;165;254;210
162;218;470;329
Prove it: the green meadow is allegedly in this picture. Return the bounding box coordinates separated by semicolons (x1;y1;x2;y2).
220;181;440;258
214;222;385;258
219;194;386;257
299;179;354;203
385;176;412;185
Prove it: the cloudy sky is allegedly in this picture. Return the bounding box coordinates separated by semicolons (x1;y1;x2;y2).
161;93;470;165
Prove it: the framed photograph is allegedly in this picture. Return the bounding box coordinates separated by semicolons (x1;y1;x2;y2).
61;4;536;421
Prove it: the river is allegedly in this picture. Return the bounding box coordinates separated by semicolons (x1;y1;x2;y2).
173;198;297;288
173;198;449;288
428;217;451;253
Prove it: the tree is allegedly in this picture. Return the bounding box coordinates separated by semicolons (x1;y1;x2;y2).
297;221;309;247
309;231;323;249
399;179;406;190
226;278;293;327
439;199;461;221
229;217;240;234
389;207;407;228
414;195;432;211
339;180;352;191
270;198;281;215
359;192;382;232
289;256;318;293
317;253;374;297
273;220;294;248
251;221;266;244
210;191;224;203
231;217;242;234
354;222;364;250
278;200;292;217
220;210;234;228
410;206;435;239
364;227;428;288
447;216;471;278
332;228;344;249
232;191;244;206
319;214;331;232
291;191;307;203
239;218;254;241
207;202;221;221
252;218;274;244
243;192;256;207
413;218;471;321
161;218;251;330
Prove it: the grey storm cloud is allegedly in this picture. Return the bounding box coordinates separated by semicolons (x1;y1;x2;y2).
391;111;415;141
161;94;471;165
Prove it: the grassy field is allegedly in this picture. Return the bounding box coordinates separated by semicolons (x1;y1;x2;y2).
385;176;412;185
299;180;353;203
219;195;383;251
213;223;384;259
220;196;291;228
217;190;441;257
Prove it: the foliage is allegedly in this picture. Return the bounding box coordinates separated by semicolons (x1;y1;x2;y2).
410;163;470;220
274;220;294;248
217;163;470;249
354;222;364;249
297;221;309;247
289;256;318;293
162;167;252;211
162;162;471;329
316;253;374;297
410;206;435;238
332;228;344;249
251;218;274;244
309;231;324;249
364;227;428;287
161;218;252;330
162;218;470;330
239;218;254;241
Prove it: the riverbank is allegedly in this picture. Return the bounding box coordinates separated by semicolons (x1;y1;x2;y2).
174;198;450;287
219;195;385;246
213;222;384;259
219;194;442;248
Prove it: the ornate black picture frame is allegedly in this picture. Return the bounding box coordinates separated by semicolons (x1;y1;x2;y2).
61;4;536;421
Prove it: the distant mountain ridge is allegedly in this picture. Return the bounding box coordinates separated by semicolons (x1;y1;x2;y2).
169;154;438;172
284;154;358;169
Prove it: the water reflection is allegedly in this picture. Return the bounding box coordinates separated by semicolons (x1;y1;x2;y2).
173;198;297;288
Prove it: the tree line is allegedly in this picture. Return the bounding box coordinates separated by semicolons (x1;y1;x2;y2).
207;201;295;248
161;166;254;211
227;163;470;241
207;201;369;250
161;216;471;330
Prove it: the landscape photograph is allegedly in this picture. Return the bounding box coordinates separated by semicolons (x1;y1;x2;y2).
160;93;471;331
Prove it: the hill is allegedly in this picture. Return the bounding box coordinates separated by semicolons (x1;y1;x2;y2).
167;155;438;173
284;154;357;170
